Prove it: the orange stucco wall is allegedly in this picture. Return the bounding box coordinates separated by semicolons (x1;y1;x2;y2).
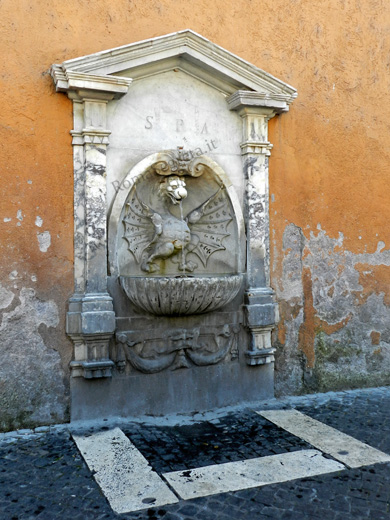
1;0;390;429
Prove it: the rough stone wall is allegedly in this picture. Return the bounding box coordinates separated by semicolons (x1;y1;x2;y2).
1;0;390;429
0;287;68;429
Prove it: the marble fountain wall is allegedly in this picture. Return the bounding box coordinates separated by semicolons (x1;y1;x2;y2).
50;31;296;421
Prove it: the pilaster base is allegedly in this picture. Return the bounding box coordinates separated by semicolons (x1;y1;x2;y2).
67;293;116;379
245;326;275;366
244;288;277;366
70;360;115;379
246;348;275;366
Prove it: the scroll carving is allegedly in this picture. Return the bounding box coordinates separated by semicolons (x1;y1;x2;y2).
116;324;240;374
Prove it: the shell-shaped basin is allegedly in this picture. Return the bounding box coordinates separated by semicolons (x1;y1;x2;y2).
120;274;243;316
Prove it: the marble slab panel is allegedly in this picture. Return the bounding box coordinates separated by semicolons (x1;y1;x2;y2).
259;409;390;468
73;427;178;513
163;449;344;499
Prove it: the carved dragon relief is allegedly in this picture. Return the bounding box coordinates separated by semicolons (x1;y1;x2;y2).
122;150;233;274
115;324;240;374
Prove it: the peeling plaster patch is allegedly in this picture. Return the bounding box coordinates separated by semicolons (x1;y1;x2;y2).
35;216;43;227
9;271;18;280
37;231;51;252
274;224;306;395
3;218;11;223
0;288;66;430
275;305;305;395
279;224;305;301
31;275;37;282
274;224;390;395
0;284;14;309
27;180;32;184
355;264;390;306
304;230;390;324
16;209;23;221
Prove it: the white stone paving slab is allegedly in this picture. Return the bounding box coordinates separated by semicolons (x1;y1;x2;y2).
259;409;390;468
163;449;344;500
73;427;178;513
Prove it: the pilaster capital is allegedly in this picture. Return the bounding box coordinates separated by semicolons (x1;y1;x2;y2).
240;142;273;156
68;95;112;145
71;129;111;146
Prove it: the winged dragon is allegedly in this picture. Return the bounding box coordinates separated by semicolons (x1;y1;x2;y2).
123;175;232;273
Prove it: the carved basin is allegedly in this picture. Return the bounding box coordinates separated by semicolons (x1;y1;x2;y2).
120;274;243;316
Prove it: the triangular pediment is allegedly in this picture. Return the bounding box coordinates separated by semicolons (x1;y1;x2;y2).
51;30;297;104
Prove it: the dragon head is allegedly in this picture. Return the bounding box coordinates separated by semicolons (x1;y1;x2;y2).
159;175;188;205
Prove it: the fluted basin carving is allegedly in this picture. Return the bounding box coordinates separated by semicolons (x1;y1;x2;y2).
120;274;243;316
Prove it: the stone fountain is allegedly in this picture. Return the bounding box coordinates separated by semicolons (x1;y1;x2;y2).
116;151;244;316
51;30;296;420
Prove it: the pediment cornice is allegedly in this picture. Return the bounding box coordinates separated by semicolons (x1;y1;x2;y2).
51;30;297;108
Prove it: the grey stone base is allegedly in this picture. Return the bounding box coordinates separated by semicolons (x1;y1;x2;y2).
70;362;274;421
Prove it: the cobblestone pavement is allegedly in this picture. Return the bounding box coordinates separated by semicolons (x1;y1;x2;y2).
1;386;390;520
122;411;312;473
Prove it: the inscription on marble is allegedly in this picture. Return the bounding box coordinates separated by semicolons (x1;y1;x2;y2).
144;111;210;136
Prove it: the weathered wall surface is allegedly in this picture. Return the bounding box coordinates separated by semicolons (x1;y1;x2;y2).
1;0;389;429
273;226;390;395
268;1;390;395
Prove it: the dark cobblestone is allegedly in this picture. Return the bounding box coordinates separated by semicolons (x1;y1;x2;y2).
0;431;112;520
122;411;312;473
1;387;390;519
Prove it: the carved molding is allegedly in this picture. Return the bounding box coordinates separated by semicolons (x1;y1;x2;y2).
51;30;297;99
245;348;275;366
116;324;240;373
51;66;132;100
245;326;275;366
226;90;291;114
240;142;273;156
70;359;115;379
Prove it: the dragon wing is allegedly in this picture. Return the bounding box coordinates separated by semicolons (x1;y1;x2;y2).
185;187;232;267
123;189;156;264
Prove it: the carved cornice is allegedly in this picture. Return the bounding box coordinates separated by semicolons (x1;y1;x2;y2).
50;66;132;100
51;30;297;98
227;90;292;114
